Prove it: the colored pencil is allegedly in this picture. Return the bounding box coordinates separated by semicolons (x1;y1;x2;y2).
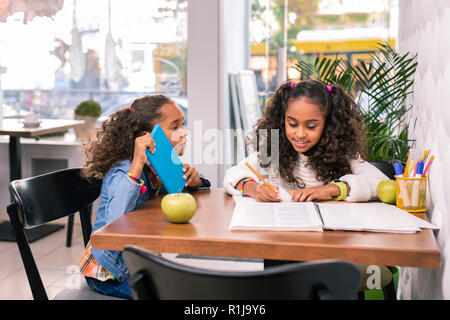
413;160;419;177
423;149;431;163
245;162;277;194
422;156;435;177
421;150;427;162
403;154;410;178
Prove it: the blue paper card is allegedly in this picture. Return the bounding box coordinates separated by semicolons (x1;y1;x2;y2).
146;124;187;194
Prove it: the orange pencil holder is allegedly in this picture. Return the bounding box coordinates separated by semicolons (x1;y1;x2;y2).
395;176;427;213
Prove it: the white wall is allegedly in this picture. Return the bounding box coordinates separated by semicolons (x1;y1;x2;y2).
187;0;249;187
222;0;250;176
397;0;450;299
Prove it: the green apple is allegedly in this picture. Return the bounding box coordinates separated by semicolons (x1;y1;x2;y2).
377;180;397;204
161;193;197;223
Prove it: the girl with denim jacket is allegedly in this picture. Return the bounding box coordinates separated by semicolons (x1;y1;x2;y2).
78;95;210;299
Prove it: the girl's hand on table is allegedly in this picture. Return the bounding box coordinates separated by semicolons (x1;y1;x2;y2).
290;184;344;202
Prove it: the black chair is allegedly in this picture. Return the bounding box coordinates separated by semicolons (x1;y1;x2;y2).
66;214;75;247
123;245;361;300
6;168;123;300
369;161;396;180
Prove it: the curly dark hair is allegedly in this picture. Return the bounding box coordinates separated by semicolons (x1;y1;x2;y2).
82;95;172;178
255;79;367;188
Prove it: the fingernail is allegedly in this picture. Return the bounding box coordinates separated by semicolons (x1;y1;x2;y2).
183;168;186;172
183;176;186;179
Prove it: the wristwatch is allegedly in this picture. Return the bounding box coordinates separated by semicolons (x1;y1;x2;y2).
330;179;348;201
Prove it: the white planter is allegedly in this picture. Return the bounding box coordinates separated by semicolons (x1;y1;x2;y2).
74;115;98;141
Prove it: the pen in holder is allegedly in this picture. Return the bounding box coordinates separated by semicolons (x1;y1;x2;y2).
395;176;427;213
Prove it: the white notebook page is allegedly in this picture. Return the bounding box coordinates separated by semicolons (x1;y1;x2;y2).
230;197;323;231
318;202;437;233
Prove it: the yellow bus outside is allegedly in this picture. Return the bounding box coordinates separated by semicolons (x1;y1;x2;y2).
250;37;396;83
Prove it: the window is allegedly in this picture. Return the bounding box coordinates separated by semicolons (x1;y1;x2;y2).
0;0;188;119
249;0;398;94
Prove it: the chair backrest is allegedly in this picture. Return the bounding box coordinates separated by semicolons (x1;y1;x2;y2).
368;161;396;180
7;168;102;300
123;245;361;300
9;167;102;229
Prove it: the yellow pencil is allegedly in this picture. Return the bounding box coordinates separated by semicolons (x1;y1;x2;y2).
421;150;427;162
403;154;410;178
423;149;431;163
245;162;278;194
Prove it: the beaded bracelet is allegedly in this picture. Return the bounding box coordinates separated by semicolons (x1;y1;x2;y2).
239;178;255;197
124;171;147;194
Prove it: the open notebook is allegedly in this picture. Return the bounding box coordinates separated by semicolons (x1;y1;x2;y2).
229;196;438;233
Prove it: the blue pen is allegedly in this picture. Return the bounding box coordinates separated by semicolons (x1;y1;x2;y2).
415;161;424;178
394;162;403;177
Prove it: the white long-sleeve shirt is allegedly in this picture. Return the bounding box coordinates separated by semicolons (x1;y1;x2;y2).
223;152;388;202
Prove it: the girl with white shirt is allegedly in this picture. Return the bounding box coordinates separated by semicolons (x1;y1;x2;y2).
223;79;388;202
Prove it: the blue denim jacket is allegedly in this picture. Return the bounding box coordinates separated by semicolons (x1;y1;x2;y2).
90;159;211;282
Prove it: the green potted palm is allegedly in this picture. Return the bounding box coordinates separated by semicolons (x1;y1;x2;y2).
292;42;417;166
74;99;102;141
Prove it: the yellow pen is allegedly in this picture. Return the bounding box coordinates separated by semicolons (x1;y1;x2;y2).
408;160;416;177
403;154;410;178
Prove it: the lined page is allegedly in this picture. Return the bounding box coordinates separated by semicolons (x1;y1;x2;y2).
229;201;323;231
318;202;438;233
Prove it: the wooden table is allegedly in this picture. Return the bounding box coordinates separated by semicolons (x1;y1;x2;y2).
91;188;441;269
0;118;84;181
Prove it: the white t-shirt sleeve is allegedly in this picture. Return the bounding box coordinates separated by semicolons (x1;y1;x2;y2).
339;158;389;202
222;152;261;196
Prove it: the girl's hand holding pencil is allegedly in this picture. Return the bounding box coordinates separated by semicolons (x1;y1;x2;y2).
252;183;281;202
242;162;281;202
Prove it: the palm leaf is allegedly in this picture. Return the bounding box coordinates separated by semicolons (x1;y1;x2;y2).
291;42;417;164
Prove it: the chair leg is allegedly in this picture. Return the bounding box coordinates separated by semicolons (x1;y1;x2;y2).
382;279;397;300
7;203;48;300
381;266;397;300
129;271;153;300
66;214;74;247
79;204;93;247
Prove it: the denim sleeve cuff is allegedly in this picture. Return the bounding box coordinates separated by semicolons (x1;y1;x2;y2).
195;173;211;189
104;171;142;225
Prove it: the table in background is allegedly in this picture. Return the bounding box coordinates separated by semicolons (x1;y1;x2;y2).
0;118;84;242
91;188;441;269
0;118;84;181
